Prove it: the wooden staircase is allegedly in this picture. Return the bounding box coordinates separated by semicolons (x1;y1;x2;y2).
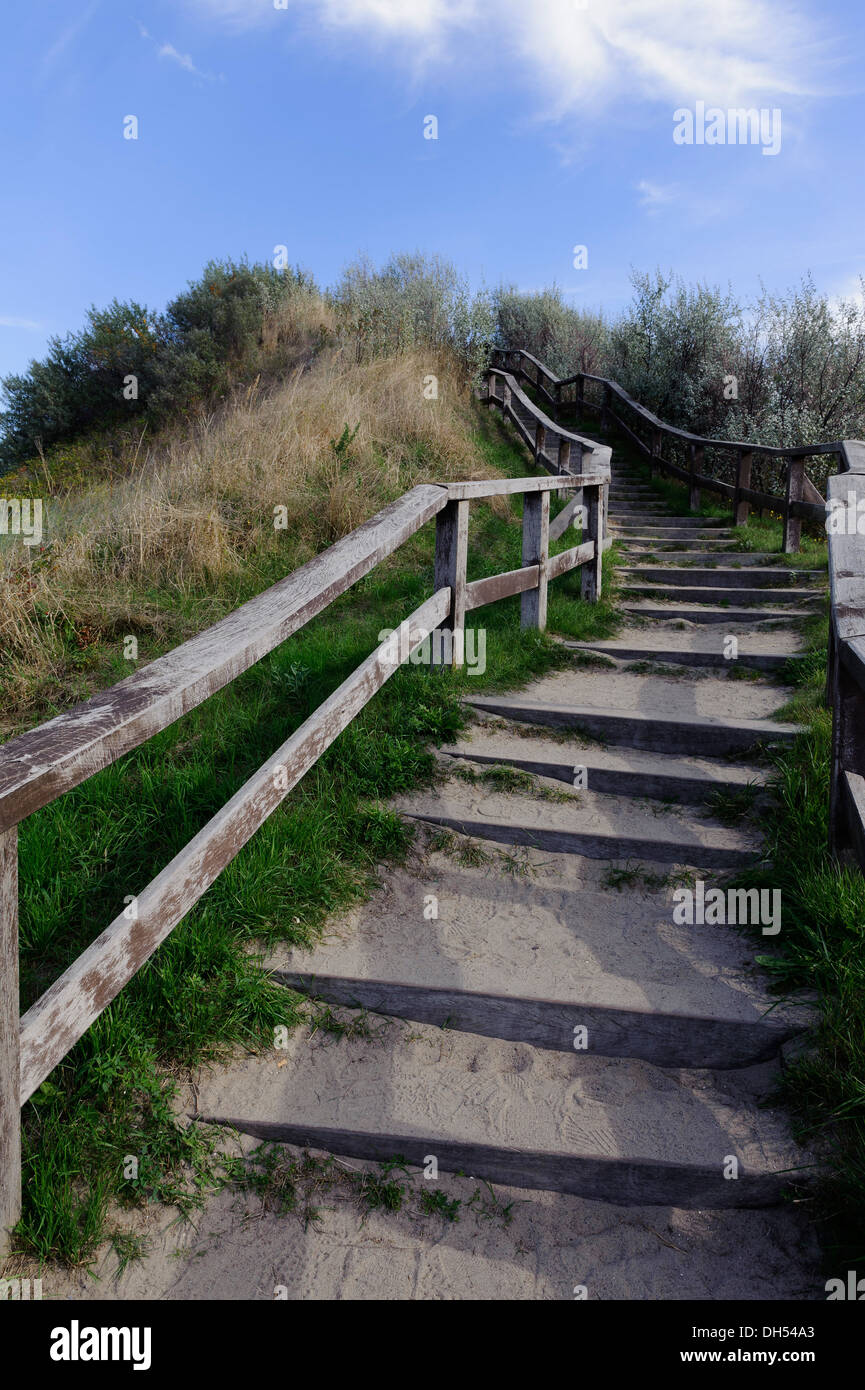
187;451;823;1266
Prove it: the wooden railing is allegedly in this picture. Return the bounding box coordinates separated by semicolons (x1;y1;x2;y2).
0;411;611;1252
492;347;839;554
489;346;865;877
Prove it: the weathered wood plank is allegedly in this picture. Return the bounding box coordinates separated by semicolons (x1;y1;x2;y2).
465;566;539;611
547;541;595;581
734;450;753;526
0;485;449;833
689;444;703;511
783;457;805;554
17;589;451;1104
581;485;604;602
447;475;604;500
521;492;550;631
0;827;20;1257
549;491;585;544
828;474;865;642
433;500;468;667
843;771;865;870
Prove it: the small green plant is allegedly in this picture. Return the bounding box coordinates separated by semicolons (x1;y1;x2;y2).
329;421;361;460
419;1189;462;1222
708;783;760;825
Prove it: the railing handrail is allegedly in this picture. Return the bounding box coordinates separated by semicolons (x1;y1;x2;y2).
0;418;611;1250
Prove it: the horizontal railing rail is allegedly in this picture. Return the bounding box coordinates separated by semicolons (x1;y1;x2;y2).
488;346;865;879
0;418;611;1253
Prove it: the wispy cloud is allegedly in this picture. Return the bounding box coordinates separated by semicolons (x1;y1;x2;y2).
185;0;829;112
139;23;219;81
0;317;43;331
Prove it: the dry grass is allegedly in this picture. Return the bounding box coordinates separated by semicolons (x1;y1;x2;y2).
0;344;502;722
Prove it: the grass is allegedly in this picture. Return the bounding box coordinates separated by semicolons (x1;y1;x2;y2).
451;761;578;802
707;783;761;825
601;862;677;892
226;1144;514;1230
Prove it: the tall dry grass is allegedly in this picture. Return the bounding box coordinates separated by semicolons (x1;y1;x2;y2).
0;345;501;724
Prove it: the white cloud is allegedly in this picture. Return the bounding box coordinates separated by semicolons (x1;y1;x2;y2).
185;0;828;111
0;317;43;331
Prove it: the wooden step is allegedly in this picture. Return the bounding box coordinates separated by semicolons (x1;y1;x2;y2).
190;1014;810;1207
620;583;823;607
265;843;804;1069
620;567;825;589
467;696;802;757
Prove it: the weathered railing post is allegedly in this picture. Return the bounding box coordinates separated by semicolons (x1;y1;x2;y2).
689;444;703;511
556;436;571;501
783;456;805;553
534;421;547;470
650;428;662;480
487;370;500;412
433;499;469;667
0;826;20;1260
600;383;612;433
582;483;604;602
521;492;550;631
557;436;572;476
734;449;752;527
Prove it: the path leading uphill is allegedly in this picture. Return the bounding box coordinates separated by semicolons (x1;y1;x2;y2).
45;457;827;1301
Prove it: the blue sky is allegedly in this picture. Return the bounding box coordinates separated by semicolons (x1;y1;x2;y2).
1;0;863;381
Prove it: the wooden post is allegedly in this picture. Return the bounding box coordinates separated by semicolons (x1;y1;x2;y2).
487;371;499;411
689;444;702;511
650;429;662;480
600;383;612;433
557;437;572;476
734;449;752;527
581;484;604;602
521;492;550;631
783;456;805;554
575;375;585;418
432;499;469;667
0;826;20;1261
534;421;546;469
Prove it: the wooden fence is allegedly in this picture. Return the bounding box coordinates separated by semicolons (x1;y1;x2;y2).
492;347;840;554
488;346;865;877
0;401;610;1254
